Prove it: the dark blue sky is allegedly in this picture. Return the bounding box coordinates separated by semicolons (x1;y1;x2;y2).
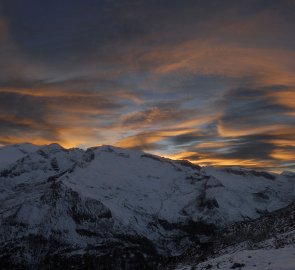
0;0;295;171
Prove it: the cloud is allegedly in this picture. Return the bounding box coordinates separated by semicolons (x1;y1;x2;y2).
120;105;196;129
271;147;295;161
0;19;8;41
0;0;295;171
0;87;125;147
217;86;295;137
164;133;277;167
168;150;276;169
269;89;295;110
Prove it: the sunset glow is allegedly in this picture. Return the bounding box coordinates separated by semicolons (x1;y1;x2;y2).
0;0;294;172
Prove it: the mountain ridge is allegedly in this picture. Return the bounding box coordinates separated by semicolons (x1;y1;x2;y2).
0;143;294;269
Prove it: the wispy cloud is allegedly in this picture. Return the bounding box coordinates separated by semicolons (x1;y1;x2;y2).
0;0;294;171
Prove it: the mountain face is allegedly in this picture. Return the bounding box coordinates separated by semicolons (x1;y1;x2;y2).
0;143;294;269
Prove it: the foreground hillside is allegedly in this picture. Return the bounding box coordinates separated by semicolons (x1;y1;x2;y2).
169;201;295;269
0;143;294;269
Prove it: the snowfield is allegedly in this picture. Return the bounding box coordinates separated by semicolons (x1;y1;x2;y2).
175;245;295;270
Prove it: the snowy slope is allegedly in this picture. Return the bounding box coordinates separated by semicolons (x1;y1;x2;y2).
200;166;295;223
0;143;294;269
175;245;295;270
170;200;295;270
0;143;40;170
61;146;295;244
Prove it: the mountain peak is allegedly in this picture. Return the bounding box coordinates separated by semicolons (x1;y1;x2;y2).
40;143;64;152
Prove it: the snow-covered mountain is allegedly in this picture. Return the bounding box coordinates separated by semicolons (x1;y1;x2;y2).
0;143;294;269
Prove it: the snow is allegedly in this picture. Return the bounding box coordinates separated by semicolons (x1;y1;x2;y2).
281;171;295;178
0;143;40;170
0;143;295;259
175;245;295;270
201;166;295;223
63;147;295;227
1;143;294;227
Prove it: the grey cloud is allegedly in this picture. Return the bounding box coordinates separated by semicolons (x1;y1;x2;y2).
219;86;295;130
0;92;47;122
214;135;276;160
169;133;206;145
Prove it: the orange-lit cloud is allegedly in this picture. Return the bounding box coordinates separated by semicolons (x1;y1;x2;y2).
1;0;295;172
269;90;295;109
270;139;295;147
115;128;197;149
196;141;230;149
167;151;276;169
146;41;295;87
217;123;291;138
271;149;295;161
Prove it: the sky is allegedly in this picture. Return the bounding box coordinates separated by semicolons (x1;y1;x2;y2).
0;0;295;172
